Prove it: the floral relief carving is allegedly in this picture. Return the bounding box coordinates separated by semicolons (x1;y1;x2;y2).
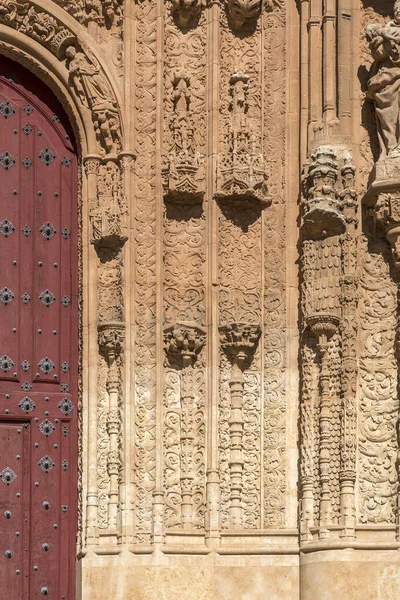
134;0;158;544
262;6;286;528
358;237;398;524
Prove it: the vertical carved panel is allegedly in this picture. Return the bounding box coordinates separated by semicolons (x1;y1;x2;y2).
162;0;207;532
358;237;398;524
263;4;287;529
163;201;207;528
134;0;158;543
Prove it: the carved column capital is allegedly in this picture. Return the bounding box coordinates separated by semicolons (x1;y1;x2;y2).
84;155;102;175
170;0;205;29
164;322;206;369
98;322;125;363
225;0;262;31
219;322;261;370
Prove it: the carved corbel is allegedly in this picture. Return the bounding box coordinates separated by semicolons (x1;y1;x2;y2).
225;0;262;31
219;323;261;528
164;322;206;528
170;0;205;29
216;72;270;208
302;146;346;240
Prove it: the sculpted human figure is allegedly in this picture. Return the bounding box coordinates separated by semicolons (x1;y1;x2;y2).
65;45;121;154
366;1;400;157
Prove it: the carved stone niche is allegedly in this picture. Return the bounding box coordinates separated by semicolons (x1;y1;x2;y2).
170;0;205;29
225;0;262;31
364;166;400;270
90;160;128;247
162;74;205;202
301;146;346;240
216;72;270;208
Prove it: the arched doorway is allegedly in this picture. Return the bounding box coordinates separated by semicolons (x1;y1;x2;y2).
0;56;78;599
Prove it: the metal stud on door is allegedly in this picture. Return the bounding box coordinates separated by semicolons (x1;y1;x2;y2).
0;57;78;600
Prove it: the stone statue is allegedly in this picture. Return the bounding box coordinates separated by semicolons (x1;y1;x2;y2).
65;45;121;154
366;1;400;157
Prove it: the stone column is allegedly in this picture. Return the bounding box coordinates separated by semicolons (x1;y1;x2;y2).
164;322;206;529
219;323;261;528
307;315;339;537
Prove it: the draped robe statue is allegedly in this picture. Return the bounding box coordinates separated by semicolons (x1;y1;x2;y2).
367;2;400;158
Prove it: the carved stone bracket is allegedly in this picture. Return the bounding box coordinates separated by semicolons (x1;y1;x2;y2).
219;323;261;528
170;0;205;29
216;72;269;208
164;322;206;528
301;146;347;240
225;0;262;31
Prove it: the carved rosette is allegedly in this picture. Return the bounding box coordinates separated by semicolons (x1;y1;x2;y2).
164;323;205;528
219;323;261;528
216;72;270;207
302;146;346;240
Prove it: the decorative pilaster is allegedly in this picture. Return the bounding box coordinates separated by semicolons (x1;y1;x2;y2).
98;324;125;530
339;159;358;540
164;323;206;528
219;323;261;528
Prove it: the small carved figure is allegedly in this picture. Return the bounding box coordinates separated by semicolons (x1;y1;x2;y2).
173;75;191;114
366;1;400;157
170;0;204;30
65;45;121;154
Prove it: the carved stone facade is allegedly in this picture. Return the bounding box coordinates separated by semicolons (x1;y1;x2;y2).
3;0;400;598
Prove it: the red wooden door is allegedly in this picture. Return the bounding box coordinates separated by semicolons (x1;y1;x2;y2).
0;57;78;599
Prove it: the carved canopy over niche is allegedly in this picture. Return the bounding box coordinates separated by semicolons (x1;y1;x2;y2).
0;0;122;155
